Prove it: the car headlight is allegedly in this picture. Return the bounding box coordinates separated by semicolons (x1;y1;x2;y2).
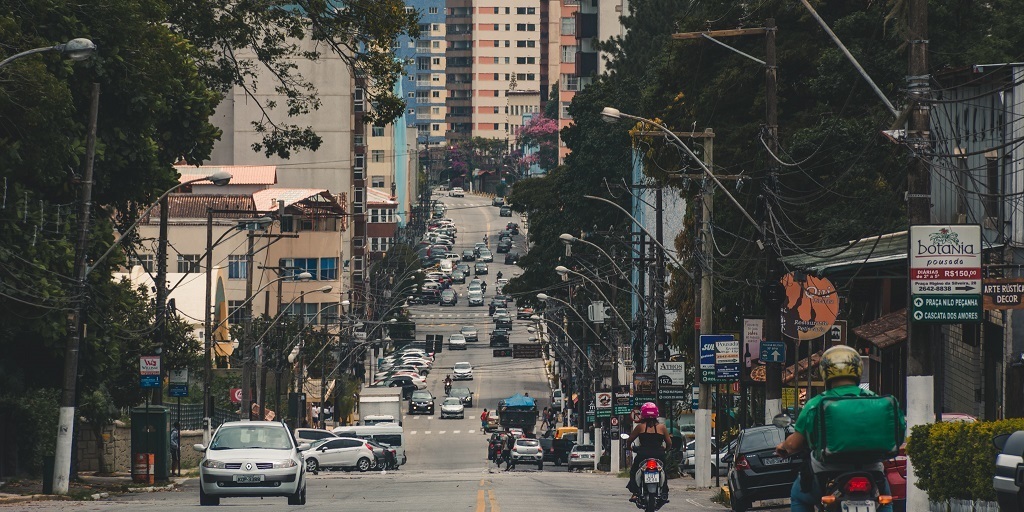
273;459;298;468
202;459;226;469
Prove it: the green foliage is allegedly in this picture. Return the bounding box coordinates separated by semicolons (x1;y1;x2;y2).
0;388;60;476
906;419;1024;502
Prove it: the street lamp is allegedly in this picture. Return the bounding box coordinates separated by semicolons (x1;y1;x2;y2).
554;265;629;326
0;38;97;69
558;233;639;295
536;292;610;352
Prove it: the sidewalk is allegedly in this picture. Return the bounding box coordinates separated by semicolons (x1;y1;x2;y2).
0;472;191;505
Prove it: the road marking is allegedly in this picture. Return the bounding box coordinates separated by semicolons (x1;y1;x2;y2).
410;431;417;435
439;430;446;434
479;478;485;487
427;416;434;420
424;431;431;434
488;489;500;512
476;489;486;512
453;430;461;434
469;429;476;434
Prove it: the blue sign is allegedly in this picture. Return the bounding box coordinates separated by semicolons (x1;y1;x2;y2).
140;375;161;388
700;335;736;383
169;384;188;397
760;341;787;363
716;363;740;380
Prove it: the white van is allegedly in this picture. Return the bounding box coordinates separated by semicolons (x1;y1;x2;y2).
332;424;407;465
439;259;453;275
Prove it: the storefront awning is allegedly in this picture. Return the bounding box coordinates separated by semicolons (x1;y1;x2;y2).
852;309;907;349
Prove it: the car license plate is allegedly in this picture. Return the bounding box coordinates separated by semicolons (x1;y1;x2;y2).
841;501;876;512
232;474;265;483
643;472;660;483
761;456;787;465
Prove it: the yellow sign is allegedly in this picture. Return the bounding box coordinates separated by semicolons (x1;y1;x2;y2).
781;388;799;409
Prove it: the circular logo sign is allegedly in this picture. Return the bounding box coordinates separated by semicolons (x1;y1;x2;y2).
610;416;619;426
630;408;641;423
780;273;839;340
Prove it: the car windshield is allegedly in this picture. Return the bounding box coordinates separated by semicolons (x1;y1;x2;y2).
461;326;475;333
454;362;472;370
210;425;292;450
450;387;470;396
412;391;431;400
443;398;462;405
451;334;464;341
739;429;784;453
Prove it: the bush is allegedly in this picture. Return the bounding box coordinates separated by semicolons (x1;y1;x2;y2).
906;418;1024;502
0;388;60;477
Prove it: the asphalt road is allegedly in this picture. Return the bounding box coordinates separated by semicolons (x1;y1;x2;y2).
4;192;733;511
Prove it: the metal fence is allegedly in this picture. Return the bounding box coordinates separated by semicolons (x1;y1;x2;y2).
167;403;238;431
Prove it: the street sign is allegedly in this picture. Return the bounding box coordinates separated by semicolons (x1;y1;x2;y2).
656;361;685;386
691;386;699;410
827;320;847;347
512;343;542;359
632;373;657;402
613;387;632;415
910;225;982;323
230;388;242;403
760;341;786;363
911;295;982;322
780;273;840;340
139;356;160;389
983;278;1024;310
596;392;612;409
168;369;188;398
715;339;740;381
700;335;734;383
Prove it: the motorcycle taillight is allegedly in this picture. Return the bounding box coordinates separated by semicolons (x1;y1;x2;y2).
645;460;659;471
845;476;872;493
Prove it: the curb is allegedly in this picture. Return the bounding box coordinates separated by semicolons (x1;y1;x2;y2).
0;494;64;505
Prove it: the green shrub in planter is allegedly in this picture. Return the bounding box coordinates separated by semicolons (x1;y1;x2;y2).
906;418;1024;502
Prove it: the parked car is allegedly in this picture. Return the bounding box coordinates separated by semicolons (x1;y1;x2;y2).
448;386;473;407
301;436;375;473
499;206;512;217
994;430;1024;511
449;333;467;350
195;421;308;506
449;187;465;197
460;325;478;342
475;262;489;275
511;438;544;470
684;439;735;477
439;397;465;419
504;251;519;265
550;389;563;411
567;444;596;471
452;361;474;380
727;425;802;512
293;428;338;445
408;390;434;415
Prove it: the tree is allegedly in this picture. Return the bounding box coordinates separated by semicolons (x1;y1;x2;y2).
515;113;558;172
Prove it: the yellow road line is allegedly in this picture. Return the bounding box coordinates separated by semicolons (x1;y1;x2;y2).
488;489;500;512
476;489;485;512
479;478;485;487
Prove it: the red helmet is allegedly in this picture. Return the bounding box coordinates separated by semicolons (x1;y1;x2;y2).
640;402;659;419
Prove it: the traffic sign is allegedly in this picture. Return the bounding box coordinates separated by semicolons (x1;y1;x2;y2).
910;225;982;323
760;341;786;363
715;339;740;381
700;335;734;383
169;369;188;397
911;295;982;322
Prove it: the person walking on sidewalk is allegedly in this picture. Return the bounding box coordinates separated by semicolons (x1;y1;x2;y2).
170;422;181;476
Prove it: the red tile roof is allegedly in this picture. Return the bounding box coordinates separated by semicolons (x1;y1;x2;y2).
174;165;277;185
148;194;256;222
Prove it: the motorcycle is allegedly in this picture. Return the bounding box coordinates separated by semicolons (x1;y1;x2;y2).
621;434;667;512
444;381;452;395
771;415;893;512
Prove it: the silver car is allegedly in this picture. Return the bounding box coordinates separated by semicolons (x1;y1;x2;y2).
440;397;465;419
195;421;308;506
511;438;544;470
567;444;596;471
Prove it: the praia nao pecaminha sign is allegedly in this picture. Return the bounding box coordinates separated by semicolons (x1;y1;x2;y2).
909;225;982;322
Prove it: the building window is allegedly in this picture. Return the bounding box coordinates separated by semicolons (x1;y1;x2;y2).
353;187;364;214
562;74;580;91
369;209;396;223
177;254;200;273
128;253;154;272
372;125;385;137
561;17;576;35
504;40;510;47
371;150;385;163
561;45;577;63
354;88;364;112
371;175;386;188
516;57;536;64
432;90;441;98
278;258;338;281
561;102;572;119
318;303;339;325
228;300;246;324
432;123;440;131
354;134;365;147
320;257;338;280
515;23;536;31
228;255;247;279
369;237;394;252
428;7;438;14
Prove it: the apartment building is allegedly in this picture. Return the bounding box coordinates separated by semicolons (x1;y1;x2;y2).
399;0;448;148
446;1;543;144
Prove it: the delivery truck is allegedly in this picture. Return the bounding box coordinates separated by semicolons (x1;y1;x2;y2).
358;387;404;426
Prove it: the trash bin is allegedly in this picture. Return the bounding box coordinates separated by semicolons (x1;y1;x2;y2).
42;456;54;494
130;406;169;482
132;452;154;484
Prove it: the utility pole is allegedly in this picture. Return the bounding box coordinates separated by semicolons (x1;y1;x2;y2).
696;129;715;489
654;184;666;371
240;232;255;420
905;1;932;510
203;208;214;444
54;83;100;495
762;18;784;423
153;195;169;406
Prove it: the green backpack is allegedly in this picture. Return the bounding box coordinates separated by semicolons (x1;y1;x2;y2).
814;393;905;464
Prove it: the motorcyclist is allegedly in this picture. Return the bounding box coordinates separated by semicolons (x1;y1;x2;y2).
496;271;503;280
624;402;671;503
775;345;905;512
444;374;452;394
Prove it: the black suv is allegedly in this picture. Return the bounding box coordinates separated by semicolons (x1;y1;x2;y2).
496;239;512;253
504;252;519;265
499;206;512;217
409;390;435;415
489;328;510;347
727;424;803;512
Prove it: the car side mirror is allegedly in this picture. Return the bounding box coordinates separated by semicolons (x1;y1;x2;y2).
193;443;207;453
297;443;311;451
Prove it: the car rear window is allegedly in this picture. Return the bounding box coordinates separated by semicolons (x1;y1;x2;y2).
739;429;784;453
517;439;539;446
575;445;594;451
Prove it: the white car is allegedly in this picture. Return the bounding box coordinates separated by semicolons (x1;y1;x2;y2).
453;361;473;380
440;397;465;419
449;334;467;350
449;187;465;197
195;421;308;506
301;436;376;473
468;290;484;306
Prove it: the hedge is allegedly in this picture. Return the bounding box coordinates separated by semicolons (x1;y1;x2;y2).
906;418;1024;502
